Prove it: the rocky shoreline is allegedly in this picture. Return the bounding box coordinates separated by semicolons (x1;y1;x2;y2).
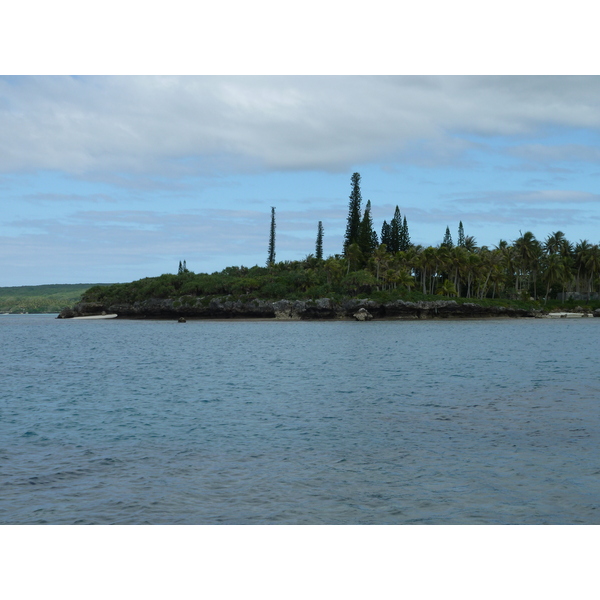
55;297;600;321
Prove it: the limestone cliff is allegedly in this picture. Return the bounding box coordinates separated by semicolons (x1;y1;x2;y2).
57;297;544;320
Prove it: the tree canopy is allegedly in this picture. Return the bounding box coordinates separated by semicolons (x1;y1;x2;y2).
79;173;600;310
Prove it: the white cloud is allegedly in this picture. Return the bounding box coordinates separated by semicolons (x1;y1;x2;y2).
3;76;600;178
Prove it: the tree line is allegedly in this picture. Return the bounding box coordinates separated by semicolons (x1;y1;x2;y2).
264;172;600;303
83;172;600;307
336;171;600;302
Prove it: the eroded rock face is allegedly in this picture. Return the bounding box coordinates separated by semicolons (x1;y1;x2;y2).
57;296;542;320
383;299;537;319
272;300;299;319
301;298;337;319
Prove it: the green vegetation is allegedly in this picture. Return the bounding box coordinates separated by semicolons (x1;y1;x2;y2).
79;251;600;314
0;284;111;314
14;173;600;316
81;173;600;313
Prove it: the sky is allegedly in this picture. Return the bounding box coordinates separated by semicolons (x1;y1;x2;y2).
2;1;600;288
2;74;600;286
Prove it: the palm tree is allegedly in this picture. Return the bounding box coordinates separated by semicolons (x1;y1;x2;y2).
543;231;575;298
436;279;458;297
419;247;438;294
399;246;420;278
574;240;591;295
584;244;600;297
371;244;389;282
496;241;516;296
543;253;569;303
465;253;481;298
383;268;395;291
544;231;567;256
448;246;467;297
488;261;506;299
514;231;542;299
435;244;451;292
303;253;320;270
394;268;416;293
476;246;499;299
463;235;478;252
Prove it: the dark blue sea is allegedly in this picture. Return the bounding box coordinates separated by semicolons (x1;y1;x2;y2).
1;314;599;524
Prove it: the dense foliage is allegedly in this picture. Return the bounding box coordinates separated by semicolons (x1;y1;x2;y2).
81;232;600;313
83;173;600;310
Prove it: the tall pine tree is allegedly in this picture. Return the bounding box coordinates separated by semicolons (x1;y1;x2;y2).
371;228;380;252
315;221;324;260
344;172;362;255
358;199;378;256
267;206;276;266
399;215;411;251
389;206;401;253
457;221;465;248
380;220;391;250
442;226;453;248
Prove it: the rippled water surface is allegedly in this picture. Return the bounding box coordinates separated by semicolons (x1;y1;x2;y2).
1;314;599;524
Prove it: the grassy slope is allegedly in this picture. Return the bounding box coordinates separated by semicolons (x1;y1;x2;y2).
0;284;112;314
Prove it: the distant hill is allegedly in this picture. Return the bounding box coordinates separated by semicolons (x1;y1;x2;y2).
0;283;113;314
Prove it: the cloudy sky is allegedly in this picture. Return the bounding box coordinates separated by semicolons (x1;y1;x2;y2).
2;73;600;286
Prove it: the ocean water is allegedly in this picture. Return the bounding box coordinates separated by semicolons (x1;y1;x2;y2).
1;314;599;524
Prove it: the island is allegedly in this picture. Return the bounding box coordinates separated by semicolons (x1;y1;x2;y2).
51;173;600;320
55;263;600;321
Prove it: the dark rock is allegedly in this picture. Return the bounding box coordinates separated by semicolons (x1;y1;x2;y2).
58;295;543;320
178;317;186;323
299;298;337;319
57;301;108;319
